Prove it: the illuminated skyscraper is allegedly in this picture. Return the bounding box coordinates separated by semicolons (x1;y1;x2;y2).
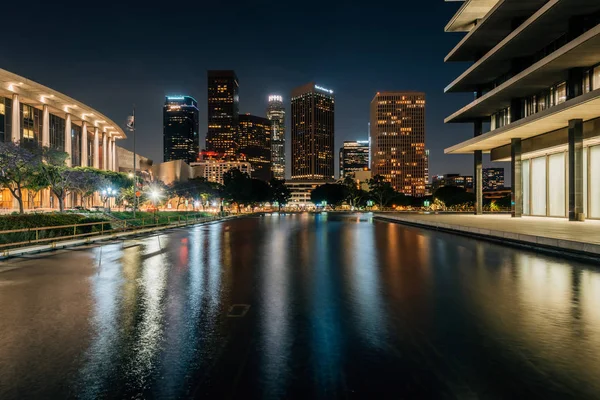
291;82;335;181
370;92;427;196
207;70;239;155
238;114;272;181
163;96;199;163
339;140;369;178
267;95;286;180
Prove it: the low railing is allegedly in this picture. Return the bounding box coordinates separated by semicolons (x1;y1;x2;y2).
0;214;222;251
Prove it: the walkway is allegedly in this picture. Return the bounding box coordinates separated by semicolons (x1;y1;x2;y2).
375;213;600;259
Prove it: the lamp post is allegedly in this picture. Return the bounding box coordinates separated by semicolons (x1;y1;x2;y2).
101;188;115;212
150;189;160;222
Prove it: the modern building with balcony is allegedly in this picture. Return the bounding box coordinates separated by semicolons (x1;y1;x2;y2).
0;68;125;210
444;0;600;220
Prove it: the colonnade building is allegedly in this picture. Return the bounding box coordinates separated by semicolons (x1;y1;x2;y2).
0;69;125;210
444;0;600;220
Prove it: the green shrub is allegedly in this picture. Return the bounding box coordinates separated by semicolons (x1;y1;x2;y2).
0;214;109;247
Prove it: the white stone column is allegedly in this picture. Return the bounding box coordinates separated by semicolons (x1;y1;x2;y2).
107;136;113;171
65;113;72;167
81;121;88;167
93;127;100;169
42;105;50;147
102;133;108;170
111;139;117;171
11;94;20;143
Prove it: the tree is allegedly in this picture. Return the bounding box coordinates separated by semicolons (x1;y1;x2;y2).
368;175;397;208
269;178;291;211
23;167;49;210
40;148;76;213
249;179;272;210
0;142;42;214
342;175;368;209
223;169;252;212
310;184;348;210
70;168;108;208
433;186;475;208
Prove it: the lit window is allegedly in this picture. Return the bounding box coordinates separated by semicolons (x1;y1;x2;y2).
0;102;4;115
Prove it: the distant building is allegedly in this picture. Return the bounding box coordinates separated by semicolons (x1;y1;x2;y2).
291;82;335;181
285;180;323;207
483;168;505;190
207;70;239;155
352;169;372;191
432;174;474;192
238;114;272;181
339;140;369;178
370;92;427;196
191;158;251;185
267;95;286;180
163;96;199;163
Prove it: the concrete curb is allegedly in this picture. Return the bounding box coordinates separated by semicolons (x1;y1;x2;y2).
0;217;235;260
374;215;600;263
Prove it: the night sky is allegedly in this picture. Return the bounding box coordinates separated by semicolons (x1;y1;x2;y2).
0;0;510;183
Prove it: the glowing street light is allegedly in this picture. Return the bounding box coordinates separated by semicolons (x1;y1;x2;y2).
101;187;115;212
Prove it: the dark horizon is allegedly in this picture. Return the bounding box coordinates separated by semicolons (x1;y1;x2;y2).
0;0;511;184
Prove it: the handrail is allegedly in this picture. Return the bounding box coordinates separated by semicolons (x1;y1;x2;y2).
0;214;221;250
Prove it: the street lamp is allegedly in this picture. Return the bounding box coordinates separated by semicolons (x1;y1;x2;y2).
101;187;115;212
149;189;161;221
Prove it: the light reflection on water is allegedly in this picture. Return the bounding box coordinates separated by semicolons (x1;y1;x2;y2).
0;214;599;398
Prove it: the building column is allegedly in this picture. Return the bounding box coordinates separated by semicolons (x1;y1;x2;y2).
474;120;483;215
511;138;522;218
65;113;72;167
102;132;108;170
568;119;584;221
93;127;100;169
11;93;20;142
107;137;113;171
81;121;88;167
42;105;50;147
112;139;117;171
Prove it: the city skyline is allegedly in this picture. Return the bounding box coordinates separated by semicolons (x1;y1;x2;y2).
0;0;511;182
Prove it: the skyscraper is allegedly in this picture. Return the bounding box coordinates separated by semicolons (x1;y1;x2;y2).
339;140;369;178
267;95;286;180
207;70;239;155
238;114;272;181
483;168;505;191
370;92;427;196
163;96;199;163
291;82;335;181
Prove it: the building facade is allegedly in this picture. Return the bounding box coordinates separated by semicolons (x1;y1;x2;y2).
267;95;286;180
339;140;370;178
284;180;323;208
191;159;251;185
238;113;272;181
483;168;504;191
370;92;427;196
291;82;335;181
207;70;239;156
163;96;199;163
444;0;600;220
0;69;125;210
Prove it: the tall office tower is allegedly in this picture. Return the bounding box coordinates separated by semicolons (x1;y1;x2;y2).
339;140;370;178
163;96;200;163
483;168;505;190
370;92;427;196
290;82;335;181
207;70;239;155
238;114;272;181
267;95;286;180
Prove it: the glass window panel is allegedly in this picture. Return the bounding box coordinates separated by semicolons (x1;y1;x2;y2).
590;145;600;218
548;152;566;217
556;82;567;104
584;147;588;217
531;156;547;216
593;66;600;91
523;159;530;215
